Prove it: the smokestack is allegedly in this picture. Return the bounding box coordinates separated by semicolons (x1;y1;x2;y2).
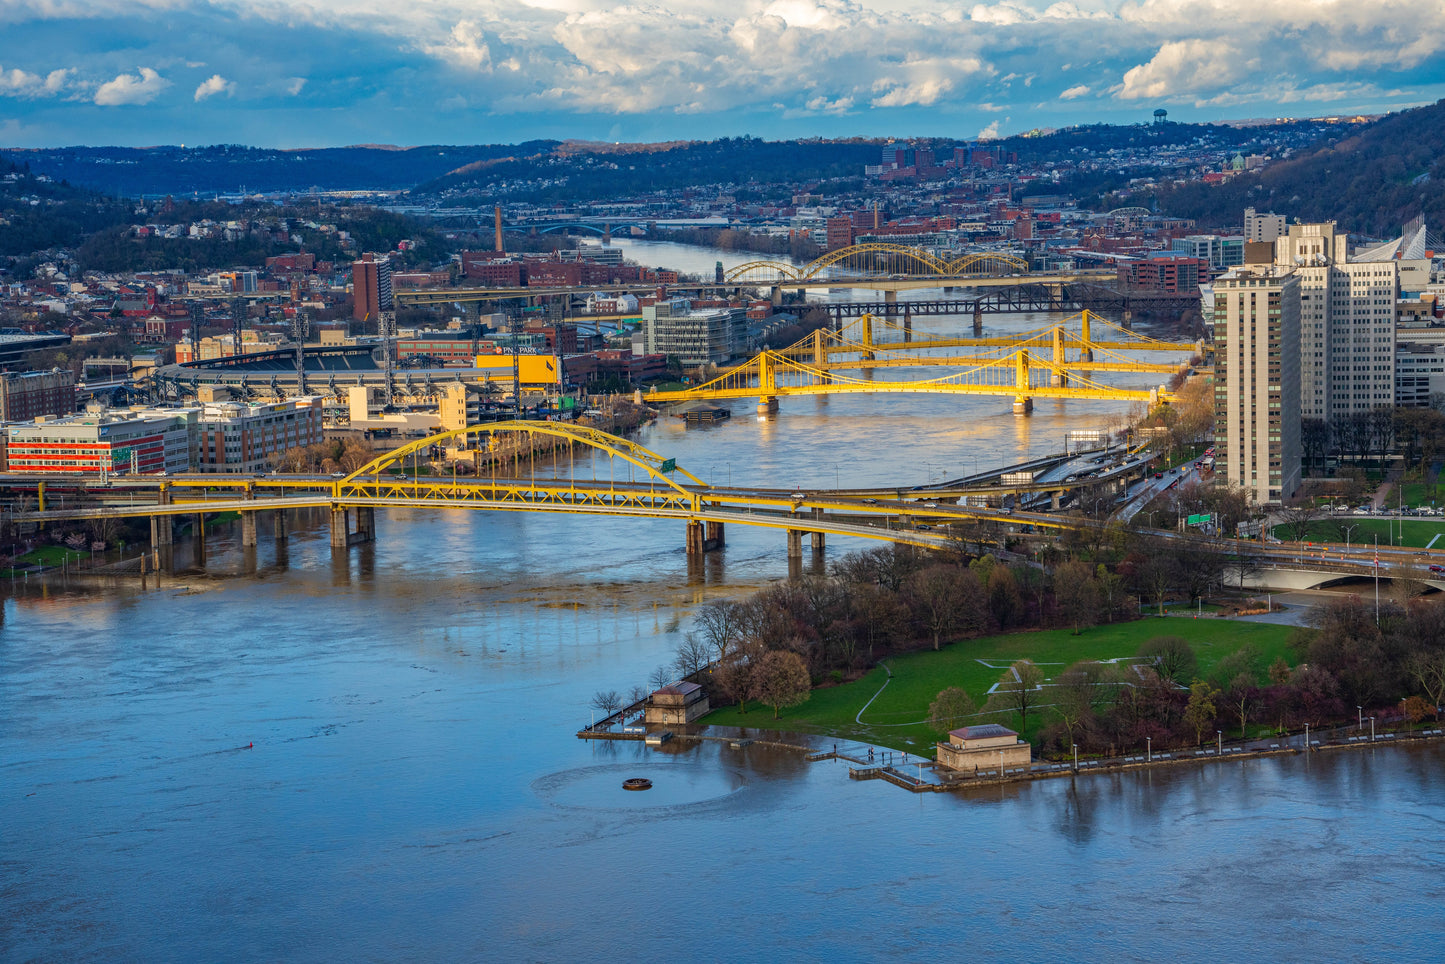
495;206;504;253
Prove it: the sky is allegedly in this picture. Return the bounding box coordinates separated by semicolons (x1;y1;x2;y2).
1;0;1444;148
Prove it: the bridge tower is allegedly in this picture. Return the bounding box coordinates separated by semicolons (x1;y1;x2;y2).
1013;350;1034;415
1050;326;1068;388
756;351;778;415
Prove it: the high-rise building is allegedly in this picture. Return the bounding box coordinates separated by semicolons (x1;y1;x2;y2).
1272;222;1398;421
1244;207;1288;243
1213;265;1302;504
352;253;393;321
0;369;75;422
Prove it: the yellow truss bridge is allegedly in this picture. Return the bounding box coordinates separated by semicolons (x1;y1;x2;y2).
724;244;1029;284
8;422;1076;560
649;310;1196;414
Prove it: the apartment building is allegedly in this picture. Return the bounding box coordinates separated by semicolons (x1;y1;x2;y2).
1213;265;1302;504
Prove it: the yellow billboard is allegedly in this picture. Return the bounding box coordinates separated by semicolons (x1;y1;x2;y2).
473;354;563;385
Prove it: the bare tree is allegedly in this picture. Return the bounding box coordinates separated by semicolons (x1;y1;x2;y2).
907;565;987;650
673;633;711;679
648;665;675;691
1277;499;1327;549
590;689;622;723
983;660;1045;732
1054;559;1101;635
692;600;746;663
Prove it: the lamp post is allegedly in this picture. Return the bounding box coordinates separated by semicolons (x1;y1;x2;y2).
1357;705;1363;729
1343;523;1358;550
1146;736;1152;763
1217;730;1222;757
1370;717;1375;742
1072;743;1078;772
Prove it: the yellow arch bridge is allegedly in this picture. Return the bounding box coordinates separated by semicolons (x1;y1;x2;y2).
648;310;1194;415
723;245;1030;284
7;422;1081;565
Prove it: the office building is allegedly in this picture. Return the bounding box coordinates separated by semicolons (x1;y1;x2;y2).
1213;265;1302;504
352;253;394;321
1244;207;1287;243
196;396;324;474
641;301;746;367
1272;221;1398;420
5;408;196;475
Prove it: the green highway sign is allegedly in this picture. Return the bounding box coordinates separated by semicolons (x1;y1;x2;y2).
1187;513;1211;526
659;458;676;474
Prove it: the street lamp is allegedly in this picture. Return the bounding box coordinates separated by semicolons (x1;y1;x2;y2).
1369;717;1375;742
1357;705;1363;729
1217;730;1223;757
1343;523;1358;550
1146;736;1152;763
1072;743;1079;771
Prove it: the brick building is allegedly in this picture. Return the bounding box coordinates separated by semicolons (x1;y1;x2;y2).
0;369;76;422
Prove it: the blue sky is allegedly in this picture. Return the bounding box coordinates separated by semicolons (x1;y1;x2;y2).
2;0;1444;147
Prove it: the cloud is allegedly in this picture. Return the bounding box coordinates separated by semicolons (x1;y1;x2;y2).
1059;83;1090;99
94;67;169;106
0;65;71;98
1115;39;1255;100
978;119;1001;139
286;77;306;96
194;74;235;101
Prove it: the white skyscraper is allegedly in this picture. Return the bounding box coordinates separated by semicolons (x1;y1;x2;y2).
1213;265;1302;505
1272;222;1398;421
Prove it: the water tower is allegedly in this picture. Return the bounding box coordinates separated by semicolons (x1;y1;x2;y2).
1153;108;1168;125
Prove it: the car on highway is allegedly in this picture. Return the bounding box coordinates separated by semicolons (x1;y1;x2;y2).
1431;564;1444;574
863;498;878;505
923;502;938;509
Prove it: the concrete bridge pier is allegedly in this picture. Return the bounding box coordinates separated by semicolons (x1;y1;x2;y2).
770;285;783;307
903;308;912;343
356;507;376;543
1013;396;1034;416
150;513;173;570
686;520;705;556
330;508;350;549
811;531;826;552
786;529;803;558
274;509;288;542
973;303;983;336
240;511;258;547
705;521;725;550
757;396;778;416
1052;491;1062;511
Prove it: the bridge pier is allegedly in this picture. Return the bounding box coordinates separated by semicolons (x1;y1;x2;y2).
150;513;173;570
1013;396;1034;416
240;510;258;547
903;308;912;343
757;396;778;416
811;531;826;552
1052;491;1061;511
274;509;288;542
705;521;725;550
770;285;782;307
330;508;350;549
787;529;803;558
973;303;983;336
356;506;376;543
686;520;705;556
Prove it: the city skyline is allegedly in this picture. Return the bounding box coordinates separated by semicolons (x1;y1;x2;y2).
0;0;1443;148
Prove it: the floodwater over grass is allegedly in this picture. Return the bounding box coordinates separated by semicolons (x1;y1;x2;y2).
704;617;1296;753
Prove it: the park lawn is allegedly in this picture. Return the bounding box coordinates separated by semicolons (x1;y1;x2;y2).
10;545;88;568
1274;518;1445;550
703;617;1296;755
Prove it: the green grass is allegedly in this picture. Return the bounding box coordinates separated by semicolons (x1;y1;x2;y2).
704;618;1296;755
1273;518;1445;549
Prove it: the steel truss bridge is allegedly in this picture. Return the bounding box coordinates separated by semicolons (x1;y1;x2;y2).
722;245;1029;283
7;422;1444;584
2;423;1075;558
647;310;1199;414
823;285;1200;319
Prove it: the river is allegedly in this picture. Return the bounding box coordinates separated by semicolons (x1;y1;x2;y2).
3;242;1441;961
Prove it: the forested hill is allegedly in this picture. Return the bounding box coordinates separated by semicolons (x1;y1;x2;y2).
1146;100;1445;235
0;142;559;197
409;138;884;200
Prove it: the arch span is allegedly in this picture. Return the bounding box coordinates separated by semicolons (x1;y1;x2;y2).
341;421;707;497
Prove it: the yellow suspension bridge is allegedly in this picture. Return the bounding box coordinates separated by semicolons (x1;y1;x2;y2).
647;310;1201;415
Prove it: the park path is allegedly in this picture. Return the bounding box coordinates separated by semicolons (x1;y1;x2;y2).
855;661;892;724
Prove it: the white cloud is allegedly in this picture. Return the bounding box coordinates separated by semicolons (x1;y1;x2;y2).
1059;83;1090;99
0;65;71;98
977;119;1001;139
286;77;307;96
425;20;493;71
194;74;235;101
1115;39;1254;100
94;67;169;106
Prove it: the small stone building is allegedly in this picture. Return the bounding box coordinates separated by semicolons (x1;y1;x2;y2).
936;723;1031;773
644;682;710;725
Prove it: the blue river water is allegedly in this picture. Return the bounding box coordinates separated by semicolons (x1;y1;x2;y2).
3;251;1442;960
